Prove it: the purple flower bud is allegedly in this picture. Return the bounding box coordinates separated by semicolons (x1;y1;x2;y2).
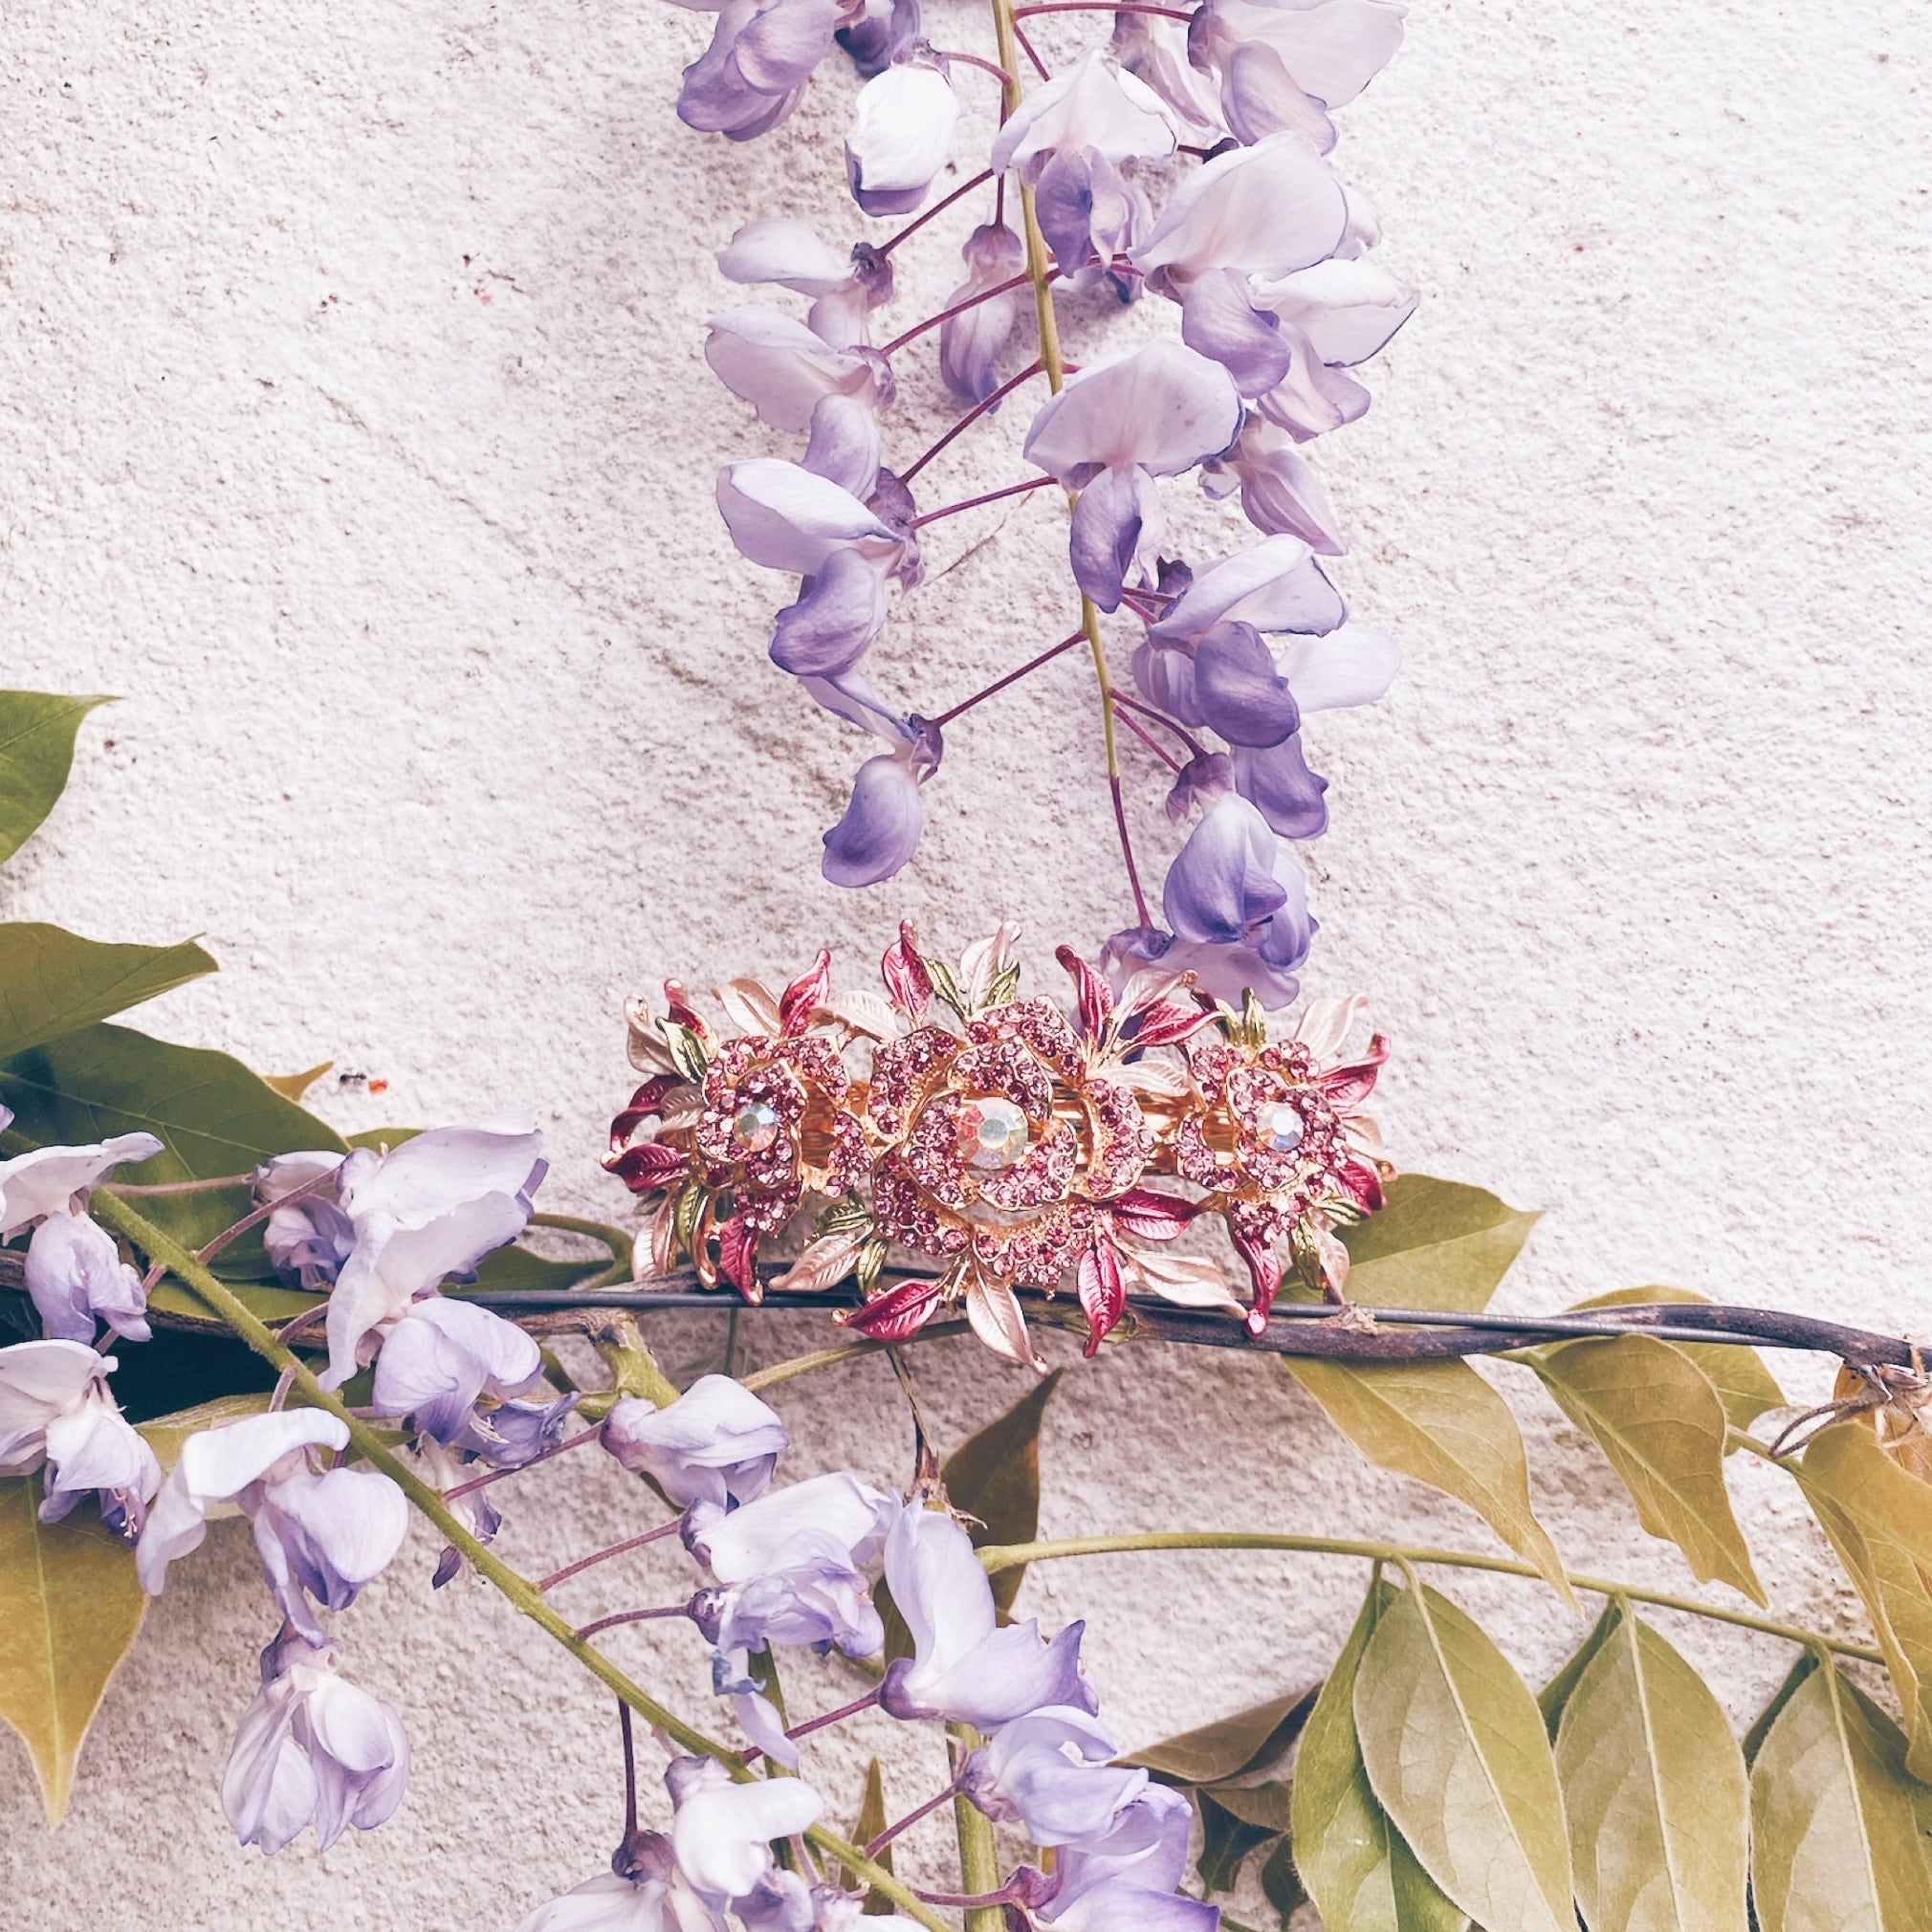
25;1211;150;1344
939;225;1026;405
1179;268;1293;397
1165;749;1232;823
254;1151;356;1288
222;1634;409;1855
836;0;921;77
823;746;933;887
604;1374;789;1510
452;1391;580;1469
845;55;960;216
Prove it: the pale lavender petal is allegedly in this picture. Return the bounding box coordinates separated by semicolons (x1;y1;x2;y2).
822;750;927;887
1068;464;1165;612
1279;623;1401;710
1131;639;1204;728
801;391;883;497
773;544;889;676
705;306;883;433
1110;12;1224;135
338;1121;545;1229
1165;748;1233;823
255;1464;409;1636
1230;735;1328;837
1163;795;1286;943
717;460;897;575
845;60;959;216
371;1296;542;1440
604;1374;789;1509
990;50;1175;177
1201;416;1347;553
1251;321;1371;439
733;0;841;93
1102;923;1306;1010
222;1680;316;1855
732;1684;801;1769
717;217;856;295
880;1504;995;1685
673;1774;825;1907
1201;0;1405;111
1179;269;1292;397
0;1337;108;1470
25;1213;145;1343
712;1537;884;1657
1148;533;1344;640
454;1391;579;1468
1192;623;1300;747
39;1397;161;1525
962;1706;1142;1846
1220;39;1336;149
1131;131;1347;286
1024;340;1242;483
1034;147;1137;289
798;666;921;743
691;1471;893;1581
0;1133;165;1238
889;1619;1097;1728
1252;254;1417;365
301;1674;410;1846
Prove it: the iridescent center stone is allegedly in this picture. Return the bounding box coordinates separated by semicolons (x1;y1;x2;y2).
730;1101;781;1155
1255;1100;1306;1156
956;1096;1030;1172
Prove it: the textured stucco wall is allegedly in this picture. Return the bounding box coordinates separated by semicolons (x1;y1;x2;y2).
3;0;1929;1924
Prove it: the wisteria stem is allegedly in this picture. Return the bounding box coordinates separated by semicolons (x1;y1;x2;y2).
574;1605;692;1642
1110;701;1183;774
1112;689;1208;759
1110;777;1153;929
538;1520;683;1593
933;632;1087;727
619;1701;640;1842
194;1167;337;1266
442;1423;607;1501
879;168;996;257
867;1778;965;1859
910;473;1055;530
882;273;1039;358
744;1686;886;1766
935;49;1017;87
902;361;1046;484
101;1173;252;1197
975;1532;1885;1664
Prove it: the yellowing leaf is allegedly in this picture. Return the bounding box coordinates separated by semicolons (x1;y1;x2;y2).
1284;1356;1573;1603
1339;1175;1541;1314
263;1062;333;1103
1554;1606;1749;1932
0;692;110;867
1537;1599;1621;1739
0;925;217;1063
1528;1334;1763;1603
1293;1579;1469;1932
1798;1423;1932;1780
1570;1287;1785;1437
1120;1683;1315;1786
1749;1656;1932;1932
0;1478;146;1824
1354;1582;1575;1932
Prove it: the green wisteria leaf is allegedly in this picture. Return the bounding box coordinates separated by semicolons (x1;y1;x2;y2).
0;692;109;867
1338;1175;1540;1314
1569;1287;1785;1438
0;925;215;1063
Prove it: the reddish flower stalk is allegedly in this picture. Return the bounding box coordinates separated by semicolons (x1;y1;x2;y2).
442;1424;606;1501
933;631;1087;727
881;272;1039;358
537;1520;683;1593
877;169;995;256
1111;774;1153;929
1110;700;1183;773
1014;0;1193;15
910;472;1054;529
902;361;1047;483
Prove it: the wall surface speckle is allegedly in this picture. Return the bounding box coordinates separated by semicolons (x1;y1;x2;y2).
2;0;1928;1924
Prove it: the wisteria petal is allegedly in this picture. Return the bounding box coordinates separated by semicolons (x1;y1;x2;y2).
801;392;883;498
370;1296;543;1440
1149;533;1345;640
1179;269;1293;397
845;61;960;216
770;546;890;677
673;1772;826;1906
1252;320;1372;438
604;1374;789;1509
1199;0;1405;111
1252;254;1417;365
0;1339;107;1472
24;1212;149;1344
0;1133;165;1238
837;0;922;77
1220;39;1335;148
717;217;856;295
938;225;1025;404
1131;132;1348;285
705;306;884;433
990;50;1175;177
1111;12;1224;135
1068;464;1164;612
1192;623;1301;747
1201;415;1348;552
1229;735;1328;837
823;750;926;887
1024;340;1242;483
718;460;898;574
1164;795;1288;943
1279;622;1401;710
733;0;841;94
690;1470;892;1583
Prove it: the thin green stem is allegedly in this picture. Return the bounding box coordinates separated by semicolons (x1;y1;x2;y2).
100;1174;252;1197
974;1531;1885;1664
88;1190;950;1932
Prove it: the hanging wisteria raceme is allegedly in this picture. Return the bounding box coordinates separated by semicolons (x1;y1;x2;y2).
680;0;1413;1008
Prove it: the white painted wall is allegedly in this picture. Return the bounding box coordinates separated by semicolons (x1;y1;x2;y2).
3;0;1927;1923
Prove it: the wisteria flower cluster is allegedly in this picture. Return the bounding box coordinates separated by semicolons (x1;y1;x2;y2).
680;0;1412;1004
606;924;1389;1357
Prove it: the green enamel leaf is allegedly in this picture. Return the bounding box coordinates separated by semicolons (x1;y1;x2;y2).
1292;1578;1469;1932
1749;1655;1932;1931
0;1477;146;1825
1120;1683;1315;1786
1339;1175;1541;1314
1527;1334;1764;1602
1569;1287;1785;1437
1796;1423;1932;1781
1354;1582;1575;1932
0;925;216;1063
1554;1609;1749;1932
1284;1356;1574;1602
0;1021;346;1274
0;692;110;867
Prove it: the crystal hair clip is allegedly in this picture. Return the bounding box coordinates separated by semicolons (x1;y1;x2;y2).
606;924;1391;1369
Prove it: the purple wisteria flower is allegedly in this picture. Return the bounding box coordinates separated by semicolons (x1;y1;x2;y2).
222;1630;409;1856
0;1123;165;1344
317;1116;546;1394
256;1150;359;1288
0;1339;160;1531
675;0;845;143
1022;340;1242;609
138;1409;409;1643
1186;0;1405;151
845;52;961;216
879;1502;1095;1726
514;1835;728;1932
604;1373;790;1510
939;224;1026;405
369;1292;545;1443
1024;1784;1218;1932
960;1705;1148;1848
990;51;1175;288
717;217;893;349
670;1758;825;1911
